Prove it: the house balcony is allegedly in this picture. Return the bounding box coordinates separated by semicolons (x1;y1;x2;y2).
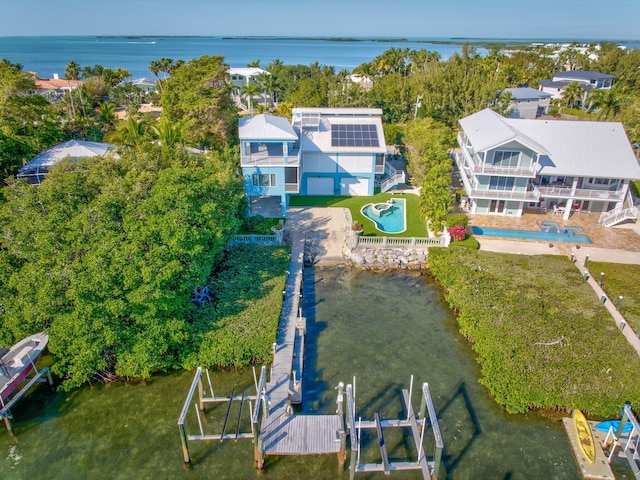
454;148;538;179
457;162;540;202
537;185;626;202
241;153;300;167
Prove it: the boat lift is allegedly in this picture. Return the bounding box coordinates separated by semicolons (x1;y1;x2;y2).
602;404;640;478
177;366;267;465
345;375;444;480
0;364;53;433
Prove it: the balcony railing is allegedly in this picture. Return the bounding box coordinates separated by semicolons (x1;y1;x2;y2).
241;154;300;166
467;188;541;202
537;186;625;201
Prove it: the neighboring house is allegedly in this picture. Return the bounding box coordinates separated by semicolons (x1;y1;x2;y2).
503;88;552;119
539;70;616;101
229;67;269;94
347;74;374;91
17;140;115;185
239;108;397;217
117;77;158;94
454;108;640;225
33;73;83;101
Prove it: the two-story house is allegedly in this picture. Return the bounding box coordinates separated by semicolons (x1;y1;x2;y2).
454;108;640;225
239;108;397;217
539;70;616;102
503;87;552;119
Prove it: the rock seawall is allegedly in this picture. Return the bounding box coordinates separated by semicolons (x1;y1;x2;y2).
343;246;428;270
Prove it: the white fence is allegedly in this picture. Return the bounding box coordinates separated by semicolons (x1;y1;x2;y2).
353;235;449;248
229;230;284;246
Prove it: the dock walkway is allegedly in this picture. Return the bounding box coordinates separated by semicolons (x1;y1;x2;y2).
260;233;343;457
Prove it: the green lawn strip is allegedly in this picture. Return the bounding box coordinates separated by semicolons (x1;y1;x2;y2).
428;248;640;416
589;261;640;332
289;193;427;237
183;244;290;368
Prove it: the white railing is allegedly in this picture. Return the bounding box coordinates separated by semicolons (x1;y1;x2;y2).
241;154;299;166
380;172;406;192
599;206;639;227
229;231;284;246
538;186;626;201
354;235;449;248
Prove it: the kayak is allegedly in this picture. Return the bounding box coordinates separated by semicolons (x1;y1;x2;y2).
595;419;633;434
573;409;596;463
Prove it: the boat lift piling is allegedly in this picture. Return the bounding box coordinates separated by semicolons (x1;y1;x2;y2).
345;376;445;480
0;362;53;433
177;366;265;465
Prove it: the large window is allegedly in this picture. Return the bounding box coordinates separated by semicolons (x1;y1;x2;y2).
489;176;515;191
252;174;276;187
493;151;520;167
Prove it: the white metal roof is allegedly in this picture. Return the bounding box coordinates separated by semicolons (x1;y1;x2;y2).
228;67;268;78
460;108;640;180
18;140;115;172
503;117;640;179
238;114;298;141
458;109;549;155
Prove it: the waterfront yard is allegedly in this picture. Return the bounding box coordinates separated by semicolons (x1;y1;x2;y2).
289;192;428;237
589;261;640;332
428;248;640;417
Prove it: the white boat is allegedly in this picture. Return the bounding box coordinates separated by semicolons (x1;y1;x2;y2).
0;332;48;402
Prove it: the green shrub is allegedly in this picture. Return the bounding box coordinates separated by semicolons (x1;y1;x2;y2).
449;235;479;250
428;248;640;416
631;180;640;198
240;215;281;234
446;213;468;228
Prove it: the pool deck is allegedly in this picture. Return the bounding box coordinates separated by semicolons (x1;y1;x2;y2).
466;210;640;264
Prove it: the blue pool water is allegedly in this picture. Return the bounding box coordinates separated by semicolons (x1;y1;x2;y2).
472;226;593;243
362;198;406;233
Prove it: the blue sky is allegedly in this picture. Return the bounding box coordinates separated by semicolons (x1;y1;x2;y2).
2;0;638;40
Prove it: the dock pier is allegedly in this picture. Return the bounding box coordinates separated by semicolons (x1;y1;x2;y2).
178;234;445;478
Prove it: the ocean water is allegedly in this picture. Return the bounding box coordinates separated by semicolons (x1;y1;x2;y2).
3;36;483;78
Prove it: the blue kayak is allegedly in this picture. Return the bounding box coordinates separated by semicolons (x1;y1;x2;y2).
595;420;633;434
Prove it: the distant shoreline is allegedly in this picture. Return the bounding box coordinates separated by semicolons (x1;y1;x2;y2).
90;35;639;47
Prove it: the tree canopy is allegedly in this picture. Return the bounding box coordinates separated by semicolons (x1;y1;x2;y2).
0;145;245;389
160;55;236;149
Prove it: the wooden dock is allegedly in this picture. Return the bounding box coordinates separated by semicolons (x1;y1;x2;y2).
259;233;345;459
562;417;615;480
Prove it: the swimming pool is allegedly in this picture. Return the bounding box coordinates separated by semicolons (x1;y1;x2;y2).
361;198;406;233
472;226;593;243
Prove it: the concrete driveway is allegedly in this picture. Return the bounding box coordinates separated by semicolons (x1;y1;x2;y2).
284;207;352;265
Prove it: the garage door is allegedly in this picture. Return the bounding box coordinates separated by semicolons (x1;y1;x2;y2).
340;178;370;196
307;177;334;195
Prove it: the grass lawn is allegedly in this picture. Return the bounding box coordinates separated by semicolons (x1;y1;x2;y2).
289;193;428;237
589;261;640;332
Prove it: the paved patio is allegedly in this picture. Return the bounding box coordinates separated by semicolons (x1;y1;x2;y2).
466;209;640;263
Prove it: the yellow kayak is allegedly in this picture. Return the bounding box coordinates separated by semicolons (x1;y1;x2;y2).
573;409;596;463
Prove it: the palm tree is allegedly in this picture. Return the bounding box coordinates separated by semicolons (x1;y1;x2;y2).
561;81;584;109
98;102;116;125
105;116;148;148
241;81;261;112
150;120;183;147
64;61;78;119
587;87;624;120
247;60;261;68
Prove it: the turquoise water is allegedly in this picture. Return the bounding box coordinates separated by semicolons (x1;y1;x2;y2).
472;226;593;243
0;266;602;479
0;36;488;79
361;198;406;233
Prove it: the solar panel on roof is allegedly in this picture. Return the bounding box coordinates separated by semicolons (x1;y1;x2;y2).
331;124;379;147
